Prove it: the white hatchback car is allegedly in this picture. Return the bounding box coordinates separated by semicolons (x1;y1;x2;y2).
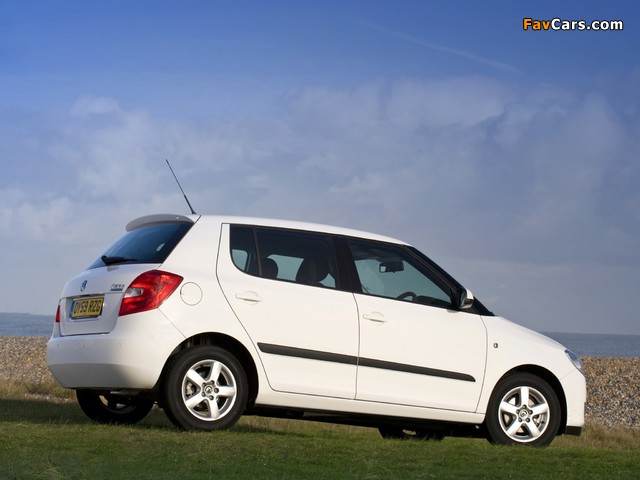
47;214;586;446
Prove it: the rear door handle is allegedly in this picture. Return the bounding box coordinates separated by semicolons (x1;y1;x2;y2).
363;312;386;323
235;291;263;303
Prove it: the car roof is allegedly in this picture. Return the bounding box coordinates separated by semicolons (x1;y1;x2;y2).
128;213;410;246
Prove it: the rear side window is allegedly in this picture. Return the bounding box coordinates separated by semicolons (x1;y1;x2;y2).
230;225;338;289
230;226;258;274
88;222;193;269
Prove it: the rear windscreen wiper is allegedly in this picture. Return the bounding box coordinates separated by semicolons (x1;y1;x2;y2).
101;255;138;265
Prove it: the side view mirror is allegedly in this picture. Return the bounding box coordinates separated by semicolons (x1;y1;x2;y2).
458;288;475;310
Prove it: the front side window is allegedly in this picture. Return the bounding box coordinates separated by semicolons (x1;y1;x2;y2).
348;239;453;308
230;225;338;289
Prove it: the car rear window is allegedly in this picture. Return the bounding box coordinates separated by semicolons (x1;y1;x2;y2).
87;222;193;269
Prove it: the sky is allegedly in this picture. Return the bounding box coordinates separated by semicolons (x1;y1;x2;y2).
1;1;638;335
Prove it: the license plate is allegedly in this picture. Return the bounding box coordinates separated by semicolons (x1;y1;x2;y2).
70;297;104;319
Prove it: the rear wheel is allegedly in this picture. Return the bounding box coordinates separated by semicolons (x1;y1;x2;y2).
485;373;561;447
76;390;154;425
162;346;248;431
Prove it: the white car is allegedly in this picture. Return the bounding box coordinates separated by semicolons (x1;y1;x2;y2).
47;214;586;446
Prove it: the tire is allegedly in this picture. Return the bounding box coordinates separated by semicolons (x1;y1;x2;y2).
485;373;561;447
162;346;248;431
76;389;154;425
379;426;445;441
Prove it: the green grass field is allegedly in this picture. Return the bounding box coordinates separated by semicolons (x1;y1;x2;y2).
1;380;639;479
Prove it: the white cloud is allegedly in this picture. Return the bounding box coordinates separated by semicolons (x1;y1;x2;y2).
80;81;639;268
70;96;123;116
2;77;639;333
386;77;512;128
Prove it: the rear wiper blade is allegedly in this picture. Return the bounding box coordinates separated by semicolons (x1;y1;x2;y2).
101;255;137;265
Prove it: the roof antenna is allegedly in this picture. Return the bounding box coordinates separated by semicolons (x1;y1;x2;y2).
166;159;196;215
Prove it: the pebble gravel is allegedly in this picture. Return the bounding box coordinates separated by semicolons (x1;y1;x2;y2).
1;336;638;431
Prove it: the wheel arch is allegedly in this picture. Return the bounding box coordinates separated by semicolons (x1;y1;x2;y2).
491;365;568;435
160;332;260;411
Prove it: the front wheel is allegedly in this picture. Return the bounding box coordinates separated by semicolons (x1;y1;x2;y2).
76;390;154;425
162;346;248;431
485;373;561;447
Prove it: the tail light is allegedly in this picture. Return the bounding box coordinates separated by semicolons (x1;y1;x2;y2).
55;304;61;323
119;270;183;317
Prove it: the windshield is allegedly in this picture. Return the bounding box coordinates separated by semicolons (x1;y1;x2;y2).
88;222;192;269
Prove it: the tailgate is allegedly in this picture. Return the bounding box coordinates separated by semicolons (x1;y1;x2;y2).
58;264;159;336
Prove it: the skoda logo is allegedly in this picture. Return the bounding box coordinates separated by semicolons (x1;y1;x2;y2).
80;280;87;292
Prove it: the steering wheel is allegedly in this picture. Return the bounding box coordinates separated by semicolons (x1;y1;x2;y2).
396;291;417;302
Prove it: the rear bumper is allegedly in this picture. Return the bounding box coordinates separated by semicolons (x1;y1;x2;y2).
47;310;185;390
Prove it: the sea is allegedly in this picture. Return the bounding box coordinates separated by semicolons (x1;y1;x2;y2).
0;312;638;358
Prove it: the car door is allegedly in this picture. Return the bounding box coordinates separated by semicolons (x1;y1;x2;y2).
217;224;359;399
346;238;487;412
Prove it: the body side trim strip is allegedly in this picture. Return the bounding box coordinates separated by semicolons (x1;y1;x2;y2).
358;357;475;382
257;342;475;383
257;343;358;366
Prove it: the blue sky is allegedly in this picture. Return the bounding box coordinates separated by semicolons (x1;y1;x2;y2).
1;1;639;335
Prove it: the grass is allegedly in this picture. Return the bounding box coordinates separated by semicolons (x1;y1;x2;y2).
1;379;639;479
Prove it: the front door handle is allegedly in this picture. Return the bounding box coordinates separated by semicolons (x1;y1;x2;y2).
235;291;263;303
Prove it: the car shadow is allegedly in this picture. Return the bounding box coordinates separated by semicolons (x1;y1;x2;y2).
0;397;301;436
0;397;169;429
